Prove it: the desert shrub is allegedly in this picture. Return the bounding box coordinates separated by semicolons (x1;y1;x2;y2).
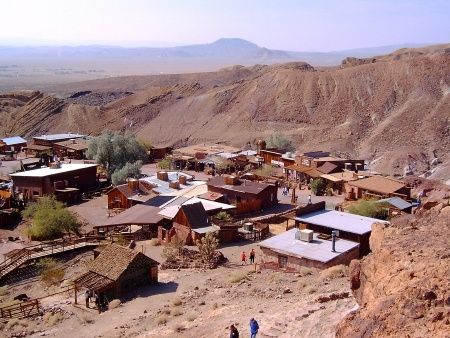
215;211;232;222
266;133;295;152
156;314;169;325
187;313;197;322
171;308;183;316
173;323;185;333
348;199;388;220
196;232;219;264
162;237;184;261
158;155;172;170
228;271;249;283
115;234;129;247
310;178;326;196
37;258;65;286
0;286;7;297
171;297;182;307
109;299;121;309
23;196;80;240
319;265;347;280
304;285;317;294
111;160;143;185
5;318;28;330
78;314;95;325
43;312;63;326
298;267;315;276
149;238;160;246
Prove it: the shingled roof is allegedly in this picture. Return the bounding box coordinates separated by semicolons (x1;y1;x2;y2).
88;244;158;281
317;162;339;174
349;176;406;195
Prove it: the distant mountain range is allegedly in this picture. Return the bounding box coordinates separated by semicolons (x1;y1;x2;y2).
0;38;430;65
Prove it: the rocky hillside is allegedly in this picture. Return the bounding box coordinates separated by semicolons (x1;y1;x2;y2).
1;44;449;178
336;185;450;338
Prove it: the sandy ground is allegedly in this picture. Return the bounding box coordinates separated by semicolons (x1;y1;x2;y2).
0;240;356;338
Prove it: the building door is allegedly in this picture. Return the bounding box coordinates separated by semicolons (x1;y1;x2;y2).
278;255;288;268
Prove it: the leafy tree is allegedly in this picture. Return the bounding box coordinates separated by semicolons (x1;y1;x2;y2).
348;200;388;220
111;160;143;185
213;156;233;175
215;211;232;222
162;236;184;262
266;133;295;152
138;139;153;152
87;131;147;180
310;178;326;196
157;155;172;170
23;196;80;240
196;232;219;263
37;258;65;286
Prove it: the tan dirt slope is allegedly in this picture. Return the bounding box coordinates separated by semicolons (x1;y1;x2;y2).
336;190;450;338
0;45;449;176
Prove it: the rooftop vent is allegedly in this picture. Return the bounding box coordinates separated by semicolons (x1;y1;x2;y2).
296;229;313;242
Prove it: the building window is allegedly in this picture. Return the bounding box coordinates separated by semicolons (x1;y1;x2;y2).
236;196;241;203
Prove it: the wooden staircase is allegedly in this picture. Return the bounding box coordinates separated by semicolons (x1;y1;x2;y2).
0;236;103;282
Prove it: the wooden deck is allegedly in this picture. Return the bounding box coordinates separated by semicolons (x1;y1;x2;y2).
0;236;103;281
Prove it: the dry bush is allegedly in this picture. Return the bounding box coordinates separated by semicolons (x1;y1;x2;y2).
187;313;197;322
228;271;249;283
43;312;63;326
173;323;185;333
171;308;183;316
298;267;315;276
162;308;171;315
212;302;218;310
37;258;65;286
78;314;95;325
109;299;121;309
156;314;169;325
149;238;160;246
5;318;28;330
319;265;347;281
304;285;317;294
171;297;182;307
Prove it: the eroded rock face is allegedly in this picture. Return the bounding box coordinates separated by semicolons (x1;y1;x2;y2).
336;200;450;338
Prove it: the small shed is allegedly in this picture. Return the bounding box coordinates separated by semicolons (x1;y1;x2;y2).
0;136;27;153
107;179;156;210
74;244;159;301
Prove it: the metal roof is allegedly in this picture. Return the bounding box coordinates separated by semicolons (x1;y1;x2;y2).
377;197;412;210
259;229;359;263
33;133;86;141
239;150;257;156
1;136;27;145
10;163;98;178
295;209;389;235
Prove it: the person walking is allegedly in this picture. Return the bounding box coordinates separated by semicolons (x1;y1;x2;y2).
249;318;259;338
241;251;247;265
229;324;239;338
84;290;90;308
249;249;255;264
308;194;312;205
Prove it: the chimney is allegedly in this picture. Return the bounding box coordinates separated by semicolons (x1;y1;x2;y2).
331;230;339;252
127;178;139;191
157;171;169;181
179;175;187;185
169;180;180;190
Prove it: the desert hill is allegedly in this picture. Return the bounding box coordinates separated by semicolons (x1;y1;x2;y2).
1;44;449;178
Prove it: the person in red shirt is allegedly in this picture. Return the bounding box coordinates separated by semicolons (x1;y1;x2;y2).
241;251;247;265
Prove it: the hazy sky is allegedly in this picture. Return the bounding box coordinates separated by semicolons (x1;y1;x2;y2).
1;0;449;51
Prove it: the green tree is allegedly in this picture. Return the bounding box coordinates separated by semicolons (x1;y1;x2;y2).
215;211;232;222
196;232;219;263
111;160;143;185
310;178;326;196
87;131;147;180
348;200;388;220
266;133;295;152
23;196;80;240
157;155;172;170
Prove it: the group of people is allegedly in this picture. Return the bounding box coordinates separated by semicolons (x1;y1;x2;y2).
241;248;256;265
84;289;108;313
230;318;259;338
281;186;290;196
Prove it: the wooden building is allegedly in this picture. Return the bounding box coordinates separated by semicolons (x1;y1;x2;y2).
158;202;216;245
94;204;164;240
74;244;159;301
295;151;365;171
346;176;411;201
149;146;172;161
53;139;88;159
10;163;98;202
107;179;156;210
207;175;278;214
32;133;86;148
0;137;27;153
294;202;390;256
